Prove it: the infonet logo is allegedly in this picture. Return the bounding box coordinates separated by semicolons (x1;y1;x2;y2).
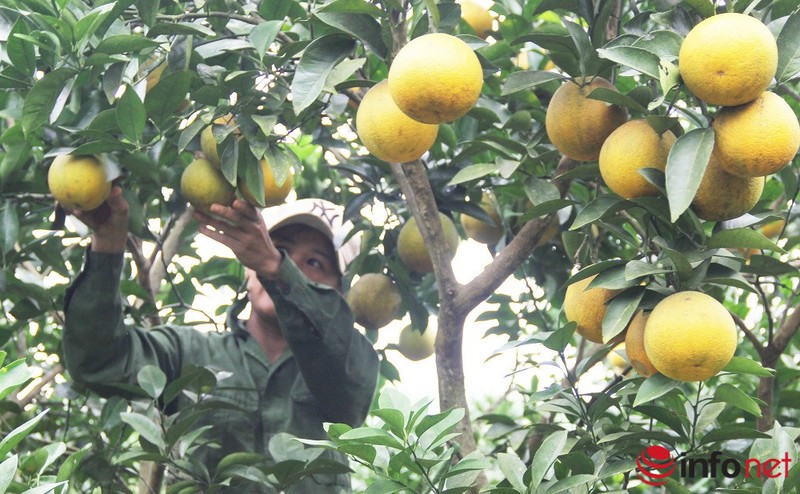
635;445;793;486
636;446;676;486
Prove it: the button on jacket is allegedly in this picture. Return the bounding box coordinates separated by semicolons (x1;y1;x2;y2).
62;250;380;493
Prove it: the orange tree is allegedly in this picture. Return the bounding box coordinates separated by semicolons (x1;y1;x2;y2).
1;0;800;491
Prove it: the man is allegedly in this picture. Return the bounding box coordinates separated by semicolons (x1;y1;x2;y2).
61;186;380;492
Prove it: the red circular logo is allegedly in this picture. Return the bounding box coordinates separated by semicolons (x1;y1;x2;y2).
636;445;676;486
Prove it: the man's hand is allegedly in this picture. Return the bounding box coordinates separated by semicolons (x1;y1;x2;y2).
194;199;283;278
71;185;130;253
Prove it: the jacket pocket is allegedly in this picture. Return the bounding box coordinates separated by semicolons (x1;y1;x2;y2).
289;378;316;405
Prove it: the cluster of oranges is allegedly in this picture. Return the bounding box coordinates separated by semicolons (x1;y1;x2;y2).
546;13;799;222
355;31;484;163
562;13;800;383
180;114;293;212
566;275;737;382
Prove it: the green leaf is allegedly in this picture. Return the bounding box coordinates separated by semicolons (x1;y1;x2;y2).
665;128;714;222
448;163;496;185
137;365;167;400
707;228;785;253
116;84;146;142
602;286;645;343
249;20;283;59
742;255;799;276
633;373;680;407
625;260;672;280
178;117;206;153
682;0;715;17
656;243;693;281
120;412;166;450
632;30;684;59
316;12;387;60
529;430;568;491
0;358;33;401
135;0;158;26
144;70;193;125
72;140;130;155
56;446;90;483
146;22;216;37
563;20;601;76
713;383;763;417
776;10;800;83
723;356;775;377
586;87;648;114
95;34;161;55
501;70;564;95
364;479;407;494
0;410;48;458
0;455;17;493
522;199;576;221
73;3;114;47
8;19;36;76
0;201;19;256
291;34;356;114
338;427;403;449
317;0;383;15
545;474;597;493
497;452;527;491
21;68;78;135
571;195;626;230
524;175;561;206
417;407;466;450
645;115;681;136
699;426;769;446
377;386;412;420
543;322;577;352
597;45;661;78
371;409;406;437
567;260;629;285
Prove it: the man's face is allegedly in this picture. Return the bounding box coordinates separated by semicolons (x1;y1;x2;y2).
271;224;341;289
246;224;342;321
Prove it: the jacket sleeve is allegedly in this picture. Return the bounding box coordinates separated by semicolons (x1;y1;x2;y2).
61;251;185;396
259;257;379;427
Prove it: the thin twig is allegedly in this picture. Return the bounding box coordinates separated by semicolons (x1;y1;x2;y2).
729;311;766;360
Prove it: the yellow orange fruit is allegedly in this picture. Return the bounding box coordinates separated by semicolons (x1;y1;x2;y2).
239;159;293;207
644;291;737;382
678;13;778;107
356;80;439;162
759;219;785;238
397;324;436;361
347;273;403;330
146;63;166;93
563;274;621;343
692;148;764;221
713;92;800;178
180;158;235;212
607;344;628;374
47;154;111;211
624;311;658;377
200;114;239;168
545;77;628;161
599;119;676;199
459;0;493;39
397;212;460;273
460;194;504;245
388;33;483;124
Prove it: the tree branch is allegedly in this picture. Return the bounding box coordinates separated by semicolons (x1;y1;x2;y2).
772;302;800;355
730;311;766;361
148;208;195;294
390;160;460;297
13;364;64;408
456;156;579;312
